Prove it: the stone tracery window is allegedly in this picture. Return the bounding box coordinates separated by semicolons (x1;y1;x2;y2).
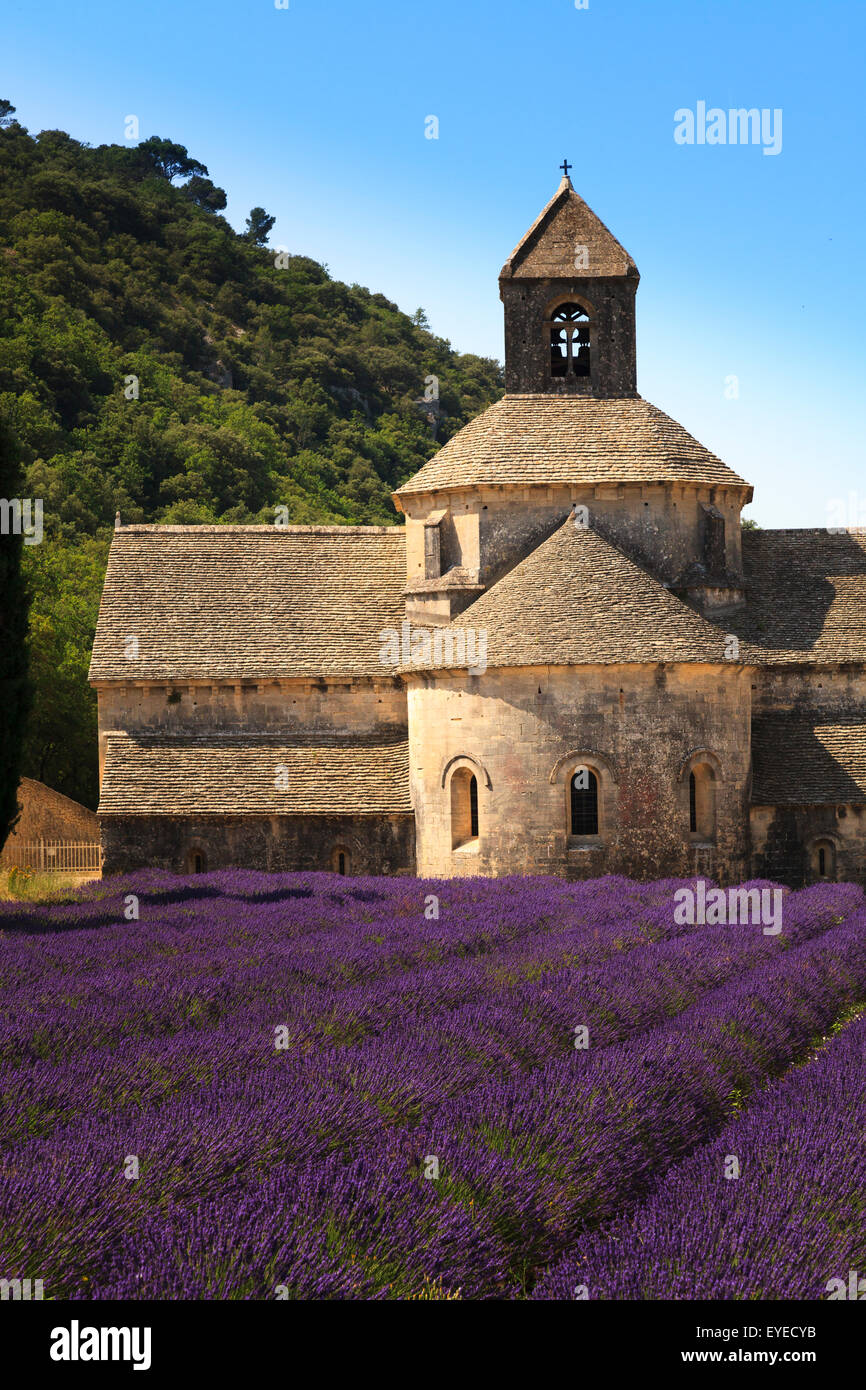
547;302;591;379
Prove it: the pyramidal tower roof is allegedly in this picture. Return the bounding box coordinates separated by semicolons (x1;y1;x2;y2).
500;174;638;281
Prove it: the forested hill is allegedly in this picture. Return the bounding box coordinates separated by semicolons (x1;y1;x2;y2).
0;104;503;807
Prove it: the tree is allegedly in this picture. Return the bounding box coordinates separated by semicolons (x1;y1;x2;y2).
244;206;276;246
20;538;104;808
0;412;32;850
183;176;228;212
0;98;16;127
0;112;504;801
135;136;208;183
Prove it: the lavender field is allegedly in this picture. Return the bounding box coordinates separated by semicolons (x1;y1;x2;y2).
1;872;864;1300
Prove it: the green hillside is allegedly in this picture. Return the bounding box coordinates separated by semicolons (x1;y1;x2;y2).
0;103;503;808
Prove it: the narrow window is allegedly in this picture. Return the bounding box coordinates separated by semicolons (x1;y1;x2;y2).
547;302;591;379
813;840;835;880
451;766;479;848
570;767;599;836
688;764;717;841
188;848;206;874
331;845;351;875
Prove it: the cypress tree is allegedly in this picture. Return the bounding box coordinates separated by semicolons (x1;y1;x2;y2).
0;411;31;852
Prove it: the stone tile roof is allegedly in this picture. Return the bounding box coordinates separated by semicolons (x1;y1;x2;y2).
98;732;412;815
89;525;406;682
394;395;750;497
2;779;97;847
732;530;866;665
500;176;637;280
751;714;866;804
401;520;739;672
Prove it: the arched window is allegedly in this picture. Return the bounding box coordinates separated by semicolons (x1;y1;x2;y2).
331;845;351;876
451;767;479;849
570;766;599;836
188;848;206;874
811;839;835;880
546;302;590;379
688;764;716;841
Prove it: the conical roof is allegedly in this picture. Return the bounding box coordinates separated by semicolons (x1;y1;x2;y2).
394;395;751;498
500;175;638;281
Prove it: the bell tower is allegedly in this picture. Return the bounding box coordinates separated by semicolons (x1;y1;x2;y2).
499;167;639;398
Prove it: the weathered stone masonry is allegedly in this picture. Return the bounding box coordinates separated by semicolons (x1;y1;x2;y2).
90;175;866;884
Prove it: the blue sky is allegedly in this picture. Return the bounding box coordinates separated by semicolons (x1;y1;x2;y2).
5;0;865;527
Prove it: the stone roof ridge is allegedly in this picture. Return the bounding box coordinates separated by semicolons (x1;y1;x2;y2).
112;523;403;535
500;177;638;280
748;526;866;539
103;729;407;744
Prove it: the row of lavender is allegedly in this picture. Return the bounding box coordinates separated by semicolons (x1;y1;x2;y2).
533;1006;866;1300
0;876;849;1150
1;874;864;1297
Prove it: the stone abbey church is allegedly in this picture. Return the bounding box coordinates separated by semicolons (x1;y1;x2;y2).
90;174;866;886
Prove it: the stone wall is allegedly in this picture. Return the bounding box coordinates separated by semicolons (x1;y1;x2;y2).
750;803;866;888
752;667;866;715
749;668;866;885
407;662;752;882
95;677;407;781
401;483;745;595
100;813;416;877
500;276;638;397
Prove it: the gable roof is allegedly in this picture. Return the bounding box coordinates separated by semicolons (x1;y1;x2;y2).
89;525;406;683
500;176;637;280
401;520;740;672
732;529;866;665
394;394;751;498
98;732;412;816
2;779;97;847
751;714;866;803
